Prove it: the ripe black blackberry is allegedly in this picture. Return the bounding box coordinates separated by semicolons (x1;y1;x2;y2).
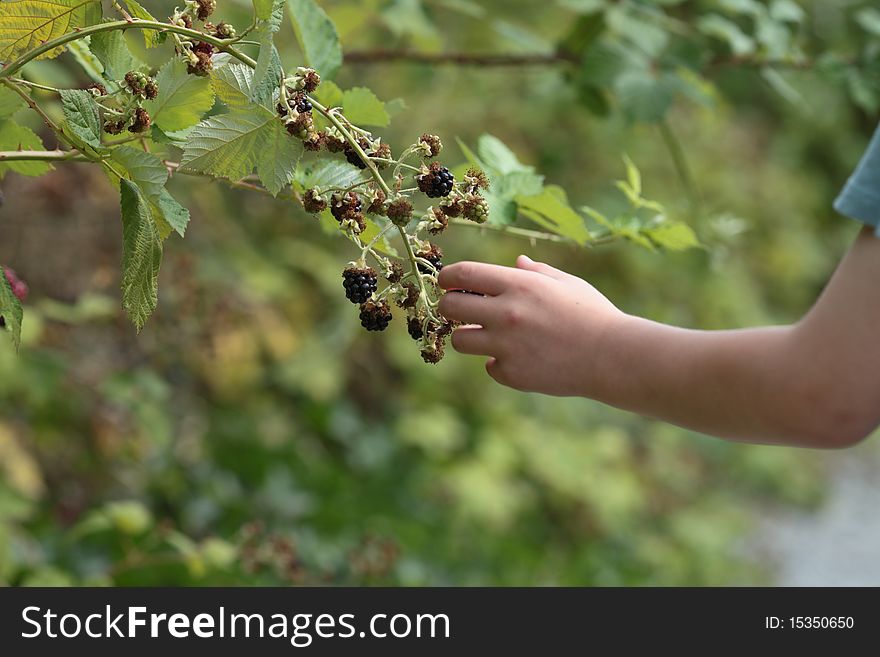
417;163;454;198
343;137;372;169
330;192;362;223
342;267;378;305
359;300;392;332
416;244;443;274
293;93;312;114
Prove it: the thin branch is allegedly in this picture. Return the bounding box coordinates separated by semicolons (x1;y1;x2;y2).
0;149;88;162
344;49;577;67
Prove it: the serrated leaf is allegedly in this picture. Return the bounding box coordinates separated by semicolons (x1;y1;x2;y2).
151;189;190;239
119;180;163;331
256;119;302;195
68;39;108;87
253;0;275;20
313;79;343;109
147;59;215;132
124;0;162;47
110;147;168;198
0;121;51;177
288;0;343;79
643;221;700;251
0;0;102;61
251;40;282;107
342;87;389;127
211;62;256;111
59;89;102;149
0;267;24;350
295;156;367;190
180;110;299;183
89;29;141;81
517;185;592;244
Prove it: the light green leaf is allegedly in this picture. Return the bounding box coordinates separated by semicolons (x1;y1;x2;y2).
0;0;102;61
313;79;343;108
643;221;700;251
124;0;162;47
68;39;108;87
0;87;26;118
606;5;668;57
295;156;367;190
516;185;592;244
623;154;641;196
251;41;283;107
89;29;140;81
59;89;102;149
856;8;880;38
119;179;163;331
180;110;301;184
478;134;529;174
254;0;275;20
211;61;256;111
342;87;390;127
0;122;51;177
256;119;303;195
614;69;677;123
111;147;168;199
0;266;24;350
697;14;755;56
147;59;216;132
288;0;343;79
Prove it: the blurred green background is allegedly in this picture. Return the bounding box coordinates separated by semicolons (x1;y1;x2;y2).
1;0;880;586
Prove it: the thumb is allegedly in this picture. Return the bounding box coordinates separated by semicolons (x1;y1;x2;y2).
516;254;571;282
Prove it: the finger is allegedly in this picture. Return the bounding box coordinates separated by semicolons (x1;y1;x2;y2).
451;326;495;356
438;261;520;296
516;254;576;282
438;291;499;325
485;357;508;386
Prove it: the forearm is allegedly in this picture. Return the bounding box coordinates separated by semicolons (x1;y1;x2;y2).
590;318;837;447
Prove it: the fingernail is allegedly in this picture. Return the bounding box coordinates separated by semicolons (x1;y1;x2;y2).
520;254;533;263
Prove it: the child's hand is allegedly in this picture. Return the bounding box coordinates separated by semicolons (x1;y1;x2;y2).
438;255;625;396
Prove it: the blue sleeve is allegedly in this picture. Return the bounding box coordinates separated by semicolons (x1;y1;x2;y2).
835;125;880;229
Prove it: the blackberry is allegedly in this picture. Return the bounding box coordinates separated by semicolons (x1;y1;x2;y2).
427;206;448;235
366;189;387;216
129;108;152;133
343;266;378;304
417;163;454;199
396;283;419;309
214;21;236;39
324;133;346;153
86;82;107;97
345;146;368;169
187;42;215;76
407;316;424;341
371;142;392;169
418;134;442;158
359;300;392;332
124;71;145;94
421;343;444;364
285;112;313;139
195;0;216;21
302;188;327;214
304;131;325;151
385;261;404;284
301;69;321;94
416;244;443;274
293;93;312;114
144;79;159;100
465;167;490;192
104;119;127;135
386;197;413;226
440;196;463;218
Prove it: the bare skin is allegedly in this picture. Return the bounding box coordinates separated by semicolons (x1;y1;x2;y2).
438;226;880;449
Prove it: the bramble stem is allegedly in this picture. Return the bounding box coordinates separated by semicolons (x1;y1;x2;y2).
658;119;701;218
0;149;88;162
0;19;257;80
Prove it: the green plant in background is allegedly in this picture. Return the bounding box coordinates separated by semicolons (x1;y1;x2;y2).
0;0;876;586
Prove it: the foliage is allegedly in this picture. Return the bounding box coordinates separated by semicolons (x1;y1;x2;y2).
0;0;876;585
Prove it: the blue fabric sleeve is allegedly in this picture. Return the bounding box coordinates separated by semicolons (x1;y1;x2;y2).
835;125;880;230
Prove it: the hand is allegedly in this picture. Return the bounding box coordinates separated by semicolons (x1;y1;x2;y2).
437;255;625;396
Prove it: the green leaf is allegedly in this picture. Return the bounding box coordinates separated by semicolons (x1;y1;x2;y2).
856;8;880;38
697;14;755;56
0;122;51;177
251;41;283;107
68;39;108;87
254;0;275;20
0;0;102;61
0;266;24;350
59;89;102;149
110;147;168;198
615;69;677;123
516;185;592;244
181;110;302;187
642;221;700;251
147;59;216;132
288;0;343;79
89;29;140;81
478;134;530;174
151;189;190;239
0;87;26;118
312;79;343;108
606;5;668;57
119;179;163;331
341;87;390;127
124;0;162;47
211;61;256;111
256;119;303;196
295;156;367;190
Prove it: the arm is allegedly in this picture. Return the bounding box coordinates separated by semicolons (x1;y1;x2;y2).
437;226;880;448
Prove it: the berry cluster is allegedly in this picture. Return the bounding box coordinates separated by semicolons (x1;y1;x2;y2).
169;0;235;77
342;267;378;304
330;192;366;234
97;71;158;135
417;163;455;199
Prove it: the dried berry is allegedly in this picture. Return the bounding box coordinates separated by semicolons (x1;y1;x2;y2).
195;0;216;21
343;267;378;305
324;133;346;153
386;197;413;226
359;300;392;332
386;261;404;283
366;189;387;216
418;134;443;158
104;119;127;135
421;343;444;364
465;167;490;191
302;189;327;214
330;192;362;223
416;244;443;274
417;162;455;198
427;206;448;235
301;69;321;94
86;82;107;97
397;283;419;309
371;142;392;169
129;107;151;133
